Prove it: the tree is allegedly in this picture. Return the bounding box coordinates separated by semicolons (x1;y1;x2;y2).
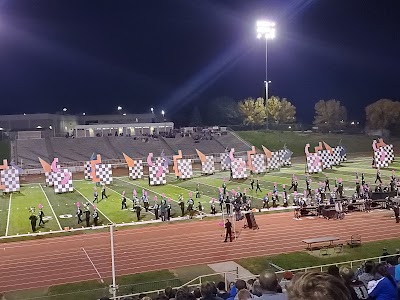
366;99;400;131
267;96;296;124
205;97;241;125
239;97;266;126
313;99;347;131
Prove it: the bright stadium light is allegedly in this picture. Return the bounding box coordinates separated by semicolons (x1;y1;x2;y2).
117;106;122;111
63;108;67;112
151;107;154;113
0;127;3;131
36;126;42;129
82;112;86;116
161;110;165;117
123;113;127;116
257;20;276;130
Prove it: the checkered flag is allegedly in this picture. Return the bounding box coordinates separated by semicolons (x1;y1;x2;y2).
0;168;21;192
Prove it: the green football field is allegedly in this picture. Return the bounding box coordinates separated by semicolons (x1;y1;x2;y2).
1;156;399;237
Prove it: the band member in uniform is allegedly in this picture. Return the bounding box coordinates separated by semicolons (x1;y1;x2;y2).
211;199;216;215
356;179;361;197
325;176;330;192
222;181;227;195
38;208;45;227
282;192;288;207
135;202;142;221
273;183;277;195
337;178;344;198
390;176;396;192
29;212;38;232
255;179;262;193
393;203;400;223
262;193;269;209
187;193;194;219
289;175;296;191
76;206;83;224
142;193;149;212
93;207;99;226
225;195;231;215
121;191;127;210
197;202;203;216
178;194;185;217
375;168;382;183
306;177;312;197
160;199;167;221
154;200;159;220
361;173;366;186
282;185;288;200
93;188;98;203
224;219;233;242
250;178;255;190
85;206;91;227
167;200;171;220
272;192;279;208
101;184;108;199
195;184;200;198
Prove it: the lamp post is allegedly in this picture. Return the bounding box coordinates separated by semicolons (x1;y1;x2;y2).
161;110;165;133
257;20;276;130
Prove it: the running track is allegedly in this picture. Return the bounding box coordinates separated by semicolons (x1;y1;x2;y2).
1;210;400;293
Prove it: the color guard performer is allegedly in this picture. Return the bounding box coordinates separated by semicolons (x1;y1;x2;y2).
250;178;255;190
101;184;108;199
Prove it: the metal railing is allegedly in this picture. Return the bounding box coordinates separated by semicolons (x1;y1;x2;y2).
108;254;400;300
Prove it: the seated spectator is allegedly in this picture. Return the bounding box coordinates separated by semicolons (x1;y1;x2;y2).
200;282;224;300
194;288;202;300
258;270;288;299
358;261;375;287
368;263;398;300
339;266;369;300
176;288;195;300
227;279;246;300
327;265;341;279
165;286;176;299
246;279;255;294
237;289;252;300
381;248;390;262
286;271;351;300
279;271;294;293
216;281;229;300
251;279;262;297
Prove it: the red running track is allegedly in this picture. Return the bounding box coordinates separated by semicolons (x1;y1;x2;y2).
1;210;400;293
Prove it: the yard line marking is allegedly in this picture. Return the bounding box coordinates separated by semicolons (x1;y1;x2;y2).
39;184;62;231
5;194;12;236
107;186;155;215
75;188;113;224
81;247;104;283
115;178;181;203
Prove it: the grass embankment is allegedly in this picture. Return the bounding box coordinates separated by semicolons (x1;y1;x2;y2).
236;238;400;275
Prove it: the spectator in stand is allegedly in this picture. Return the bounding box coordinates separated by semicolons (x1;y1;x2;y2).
237;289;252;300
395;257;400;282
286;271;351;300
258;270;287;300
175;288;195;300
339;266;369;300
279;271;294;293
200;282;224;300
251;280;262;297
327;265;341;279
227;279;247;300
216;281;229;300
368;263;398;300
358;261;375;287
194;288;202;300
165;286;176;299
381;248;390;262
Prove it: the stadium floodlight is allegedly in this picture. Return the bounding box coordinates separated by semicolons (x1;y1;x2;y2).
161;110;165;117
82;112;86;116
256;19;276;130
62;108;67;112
23;113;26;116
0;127;3;131
151;107;154;113
36;126;42;129
123;113;127;116
117;106;122;111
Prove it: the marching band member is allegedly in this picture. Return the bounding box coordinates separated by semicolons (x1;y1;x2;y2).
337;178;344;198
167;199;171;221
187;192;194;219
101;184;108;199
211;199;216;215
361;173;366;186
306;177;312;197
272;192;278;208
325;175;330;192
38;206;45;227
153;199;160;220
289;175;296;191
76;205;83;224
195;183;200;198
142;191;149;212
121;191;127;210
356;179;361;197
93;187;98;203
375;168;382;183
93;206;99;226
262;193;269;209
282;192;288;207
178;194;185;217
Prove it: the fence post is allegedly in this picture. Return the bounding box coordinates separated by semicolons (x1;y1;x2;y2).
224;273;227;290
350;262;353;269
236;267;239;279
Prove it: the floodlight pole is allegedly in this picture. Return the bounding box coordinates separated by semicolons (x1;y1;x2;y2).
265;38;269;130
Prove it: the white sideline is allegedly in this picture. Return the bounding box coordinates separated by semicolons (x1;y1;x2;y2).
81;247;104;283
39;184;63;231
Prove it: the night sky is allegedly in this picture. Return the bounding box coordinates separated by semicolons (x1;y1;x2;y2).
0;0;399;123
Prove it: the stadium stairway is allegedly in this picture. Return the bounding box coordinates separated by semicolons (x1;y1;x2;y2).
103;135;120;159
158;136;178;155
44;135;55;161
